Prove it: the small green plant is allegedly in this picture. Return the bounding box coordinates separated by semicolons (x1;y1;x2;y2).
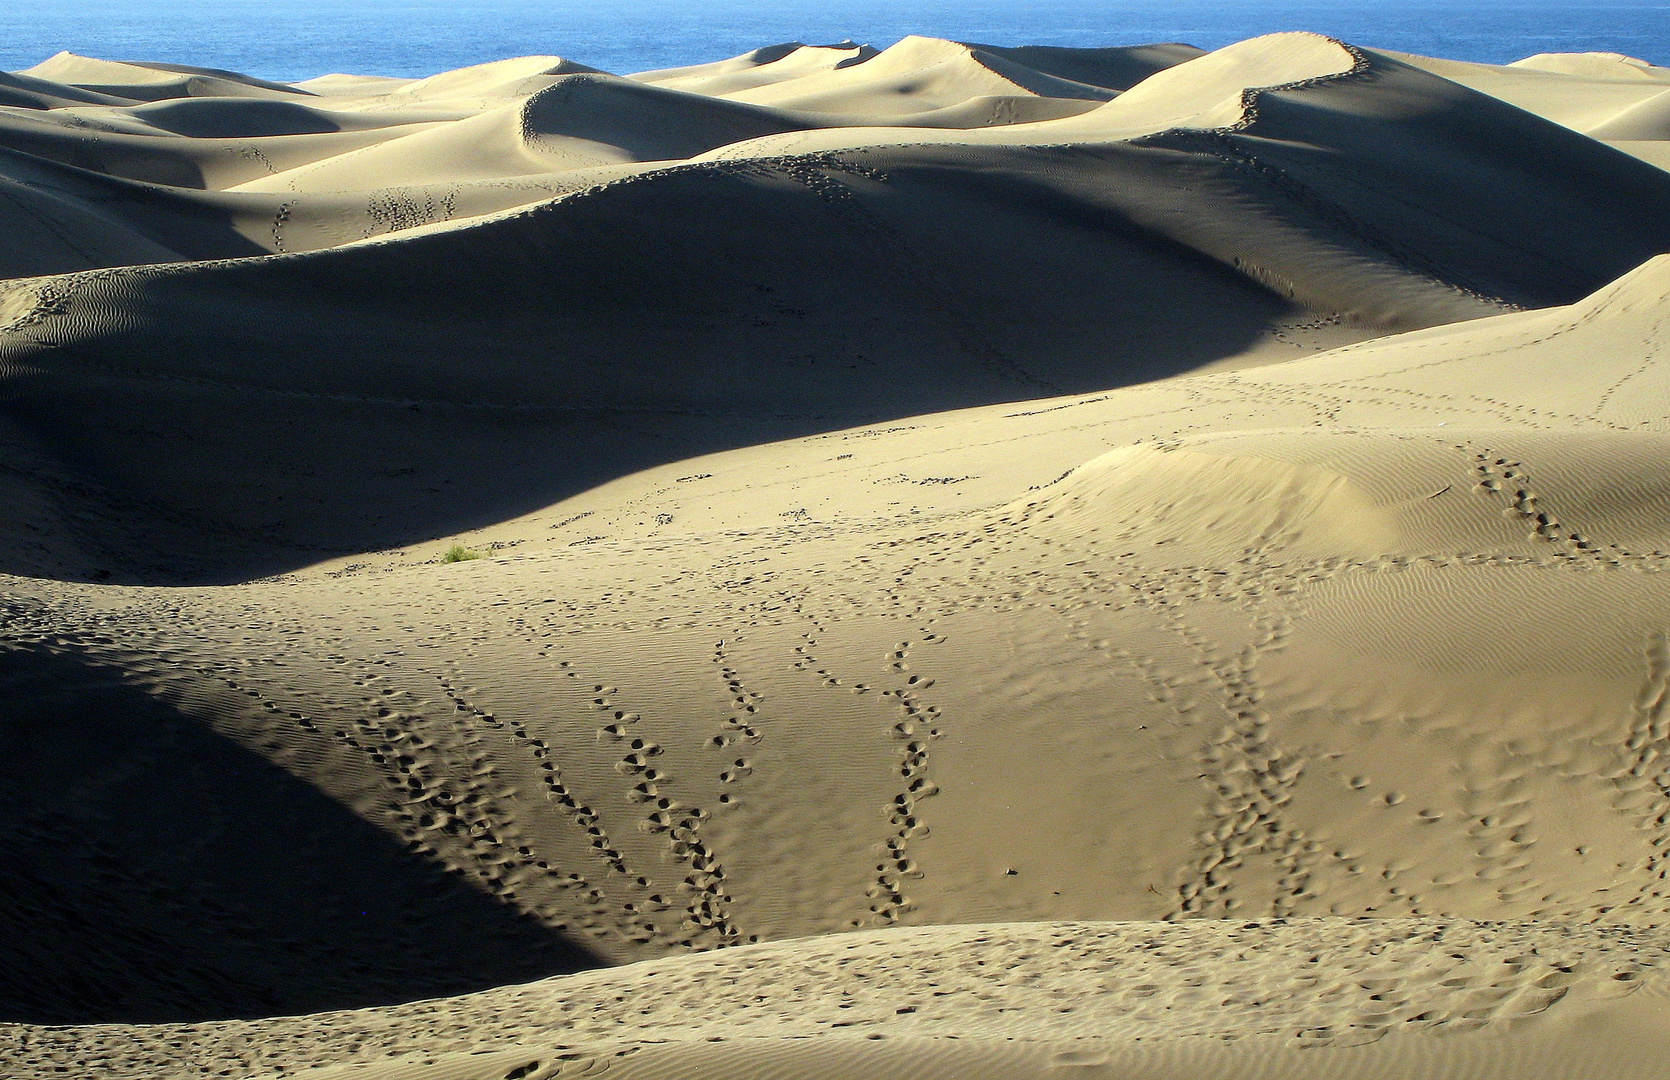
442;544;483;563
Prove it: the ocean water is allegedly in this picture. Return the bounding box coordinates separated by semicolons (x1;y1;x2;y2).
3;0;1667;82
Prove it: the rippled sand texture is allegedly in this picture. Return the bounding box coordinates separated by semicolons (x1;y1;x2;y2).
3;30;1670;1080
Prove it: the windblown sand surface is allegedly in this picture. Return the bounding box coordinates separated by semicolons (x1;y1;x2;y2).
3;30;1670;1080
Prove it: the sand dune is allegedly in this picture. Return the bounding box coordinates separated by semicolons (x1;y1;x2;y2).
698;37;1670;309
1513;51;1670;79
3;34;1668;582
232;75;818;191
0;31;1663;285
954;41;1208;90
1589;88;1670;141
14;921;1670;1079
0;68;131;109
4;247;1670;1074
1379;47;1670;168
718;35;1122;113
0;106;442;189
0;152;186;277
347;56;609;110
22;51;316;101
3;30;1670;1080
631;42;882;96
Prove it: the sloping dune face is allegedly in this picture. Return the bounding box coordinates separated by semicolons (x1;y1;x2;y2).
5;31;1670;1080
3;33;1670;584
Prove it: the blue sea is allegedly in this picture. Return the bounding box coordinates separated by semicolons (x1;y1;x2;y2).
2;0;1667;82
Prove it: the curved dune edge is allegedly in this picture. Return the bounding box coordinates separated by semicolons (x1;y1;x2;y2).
7;919;1670;1078
683;32;1368;158
0;32;1663;276
1;122;1664;581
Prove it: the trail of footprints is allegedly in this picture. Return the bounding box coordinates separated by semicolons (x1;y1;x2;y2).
790;613;946;926
1473;452;1623;562
0;616;636;969
3;591;946;950
589;672;744;948
1154;593;1319;919
710;638;762;807
1004;496;1325;921
11;423;1670;969
428;669;657;942
412;672;628;937
997;436;1670;923
1623;633;1670;912
871;632;945;924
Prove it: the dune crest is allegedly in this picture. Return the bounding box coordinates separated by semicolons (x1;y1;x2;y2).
23;50;315;100
1511;50;1670;79
631;41;880;96
717;34;1120;113
1085;30;1361;131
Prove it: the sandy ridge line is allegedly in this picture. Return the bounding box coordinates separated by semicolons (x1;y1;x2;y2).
1132;37;1524;311
0;32;1582;344
0;36;1395;312
6;917;1667;1079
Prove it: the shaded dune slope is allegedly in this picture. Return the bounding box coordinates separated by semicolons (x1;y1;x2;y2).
0;158;1303;582
0;105;433;190
0;69;130;109
0;635;599;1024
0;32;1657;282
1376;47;1670;168
959;41;1207;91
0;149;188;277
707;37;1670;309
1145;42;1670;307
1386;47;1670;135
2;35;1668;582
1;249;1668;1033
231;75;820;190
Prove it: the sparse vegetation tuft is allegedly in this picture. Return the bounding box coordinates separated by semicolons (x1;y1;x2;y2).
442;544;483;563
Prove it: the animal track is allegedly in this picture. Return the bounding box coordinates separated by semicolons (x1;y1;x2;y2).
1620;632;1670;914
591;680;743;948
1472;452;1622;563
868;633;944;925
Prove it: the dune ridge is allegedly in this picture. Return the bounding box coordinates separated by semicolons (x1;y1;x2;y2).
3;35;1669;585
12;919;1670;1078
3;29;1670;1080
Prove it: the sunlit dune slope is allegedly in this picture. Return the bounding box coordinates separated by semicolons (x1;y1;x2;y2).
13;921;1670;1079
4;32;1670;1080
3;34;1668;581
2;246;1670;1027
